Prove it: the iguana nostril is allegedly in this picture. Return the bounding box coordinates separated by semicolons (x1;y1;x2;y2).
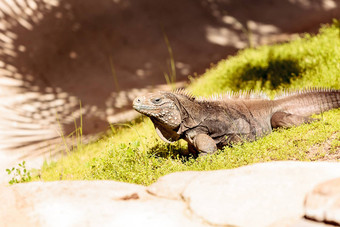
134;98;141;104
133;97;143;109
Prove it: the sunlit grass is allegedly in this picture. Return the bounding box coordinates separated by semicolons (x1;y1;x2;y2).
37;109;340;185
34;22;340;185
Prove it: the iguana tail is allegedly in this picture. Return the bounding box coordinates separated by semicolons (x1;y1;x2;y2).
273;88;340;116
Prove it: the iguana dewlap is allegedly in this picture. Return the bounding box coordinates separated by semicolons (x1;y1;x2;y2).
133;88;340;156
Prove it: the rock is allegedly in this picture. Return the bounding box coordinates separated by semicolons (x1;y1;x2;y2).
3;162;340;227
149;161;340;227
147;171;201;200
304;178;340;225
272;218;336;227
0;181;208;227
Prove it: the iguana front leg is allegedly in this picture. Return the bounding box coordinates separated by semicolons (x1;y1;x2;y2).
188;134;217;156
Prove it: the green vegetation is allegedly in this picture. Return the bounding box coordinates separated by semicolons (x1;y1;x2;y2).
6;161;32;184
34;22;340;185
163;32;177;89
189;21;340;96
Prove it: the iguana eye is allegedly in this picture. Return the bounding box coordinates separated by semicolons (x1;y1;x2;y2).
152;98;162;104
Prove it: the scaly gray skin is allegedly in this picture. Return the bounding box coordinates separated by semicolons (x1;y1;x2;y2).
133;88;340;156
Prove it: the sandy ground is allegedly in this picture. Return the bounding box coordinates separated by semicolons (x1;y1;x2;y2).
0;0;339;182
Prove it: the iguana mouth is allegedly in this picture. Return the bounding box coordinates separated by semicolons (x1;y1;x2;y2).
133;104;158;111
133;105;165;119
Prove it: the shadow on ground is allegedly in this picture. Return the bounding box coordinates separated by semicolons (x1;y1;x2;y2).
235;58;303;90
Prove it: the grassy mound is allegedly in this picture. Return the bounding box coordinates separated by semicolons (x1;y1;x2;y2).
189;22;340;96
33;22;340;185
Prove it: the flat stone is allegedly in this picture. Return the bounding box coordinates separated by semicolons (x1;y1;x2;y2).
150;161;340;227
3;162;340;227
272;218;336;227
147;171;201;200
0;181;208;227
304;178;340;225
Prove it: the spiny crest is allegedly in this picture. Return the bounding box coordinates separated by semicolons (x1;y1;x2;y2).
195;90;269;102
274;87;339;100
172;88;195;100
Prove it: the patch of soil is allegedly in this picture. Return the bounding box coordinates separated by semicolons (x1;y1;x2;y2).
307;132;340;161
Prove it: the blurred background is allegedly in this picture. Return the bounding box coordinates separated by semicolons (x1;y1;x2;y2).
0;0;339;170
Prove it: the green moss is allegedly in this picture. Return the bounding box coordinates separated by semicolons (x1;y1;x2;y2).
34;22;340;185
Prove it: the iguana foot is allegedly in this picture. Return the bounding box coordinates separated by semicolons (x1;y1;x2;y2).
192;134;217;156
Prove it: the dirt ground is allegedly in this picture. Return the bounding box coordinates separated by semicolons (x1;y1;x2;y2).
0;0;339;175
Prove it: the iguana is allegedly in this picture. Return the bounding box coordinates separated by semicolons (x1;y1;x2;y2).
132;88;340;156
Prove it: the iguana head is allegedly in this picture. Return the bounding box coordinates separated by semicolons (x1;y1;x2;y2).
133;90;200;143
133;91;182;128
